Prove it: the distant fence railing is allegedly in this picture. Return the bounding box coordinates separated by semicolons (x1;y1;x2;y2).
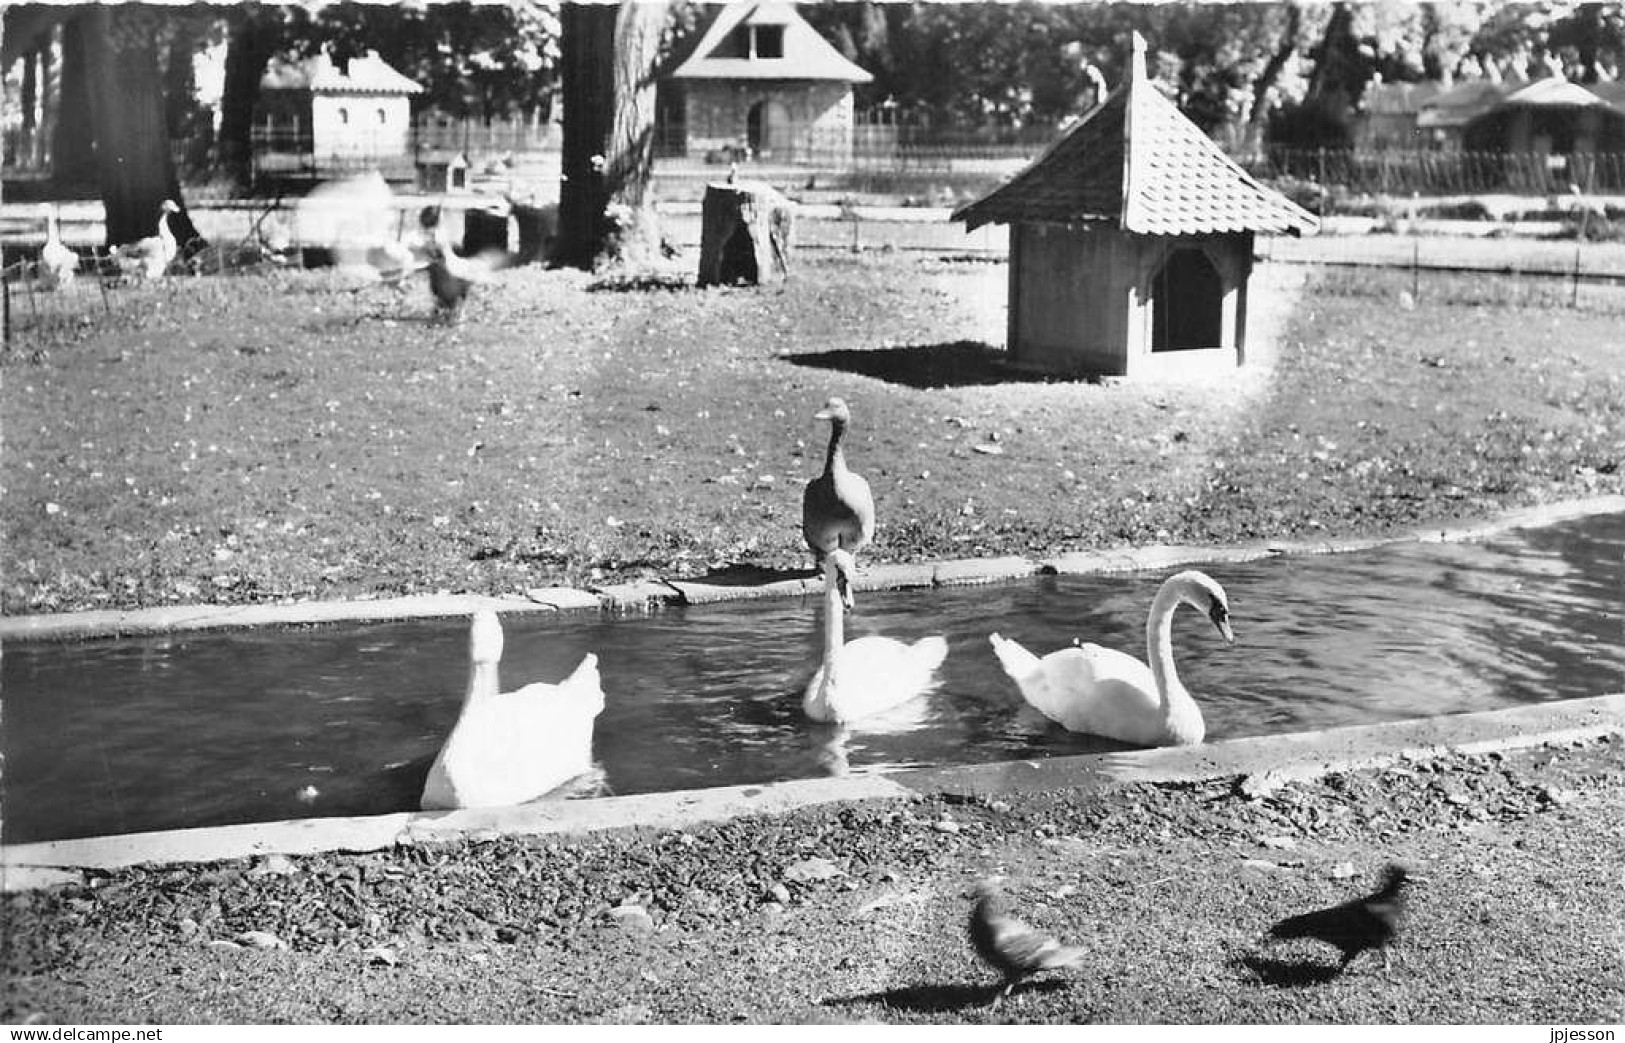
14;115;1625;205
1237;147;1625;199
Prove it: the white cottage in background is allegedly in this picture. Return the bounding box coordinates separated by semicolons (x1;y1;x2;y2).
954;34;1318;379
256;51;423;183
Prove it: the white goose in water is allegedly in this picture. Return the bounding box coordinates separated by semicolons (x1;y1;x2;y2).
801;397;875;567
113;199;181;279
420;611;605;810
988;570;1233;747
804;548;947;724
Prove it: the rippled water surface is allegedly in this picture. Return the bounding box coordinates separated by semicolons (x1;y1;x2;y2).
5;513;1622;844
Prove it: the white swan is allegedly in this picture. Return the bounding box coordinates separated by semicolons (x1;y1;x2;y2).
804;548;947;724
420;611;605;810
989;570;1233;747
39;204;78;289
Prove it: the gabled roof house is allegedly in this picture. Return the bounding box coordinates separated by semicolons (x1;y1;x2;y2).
663;1;871;164
955;33;1317;379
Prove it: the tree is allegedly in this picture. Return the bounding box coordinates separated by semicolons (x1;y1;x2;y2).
53;16;96;187
1548;2;1625;81
555;0;666;270
79;5;202;249
219;4;288;191
280;1;562;121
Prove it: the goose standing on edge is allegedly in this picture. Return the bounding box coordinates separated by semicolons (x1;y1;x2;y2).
420;611;605;810
989;569;1233;746
804;548;946;724
39;204;78;289
113;199;182;280
801;396;875;568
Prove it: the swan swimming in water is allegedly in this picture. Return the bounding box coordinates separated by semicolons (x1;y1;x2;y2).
804;548;947;724
988;570;1233;747
421;611;604;810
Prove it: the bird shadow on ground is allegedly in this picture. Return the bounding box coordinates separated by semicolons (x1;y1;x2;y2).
826;979;1070;1014
1235;954;1345;988
782;340;1101;390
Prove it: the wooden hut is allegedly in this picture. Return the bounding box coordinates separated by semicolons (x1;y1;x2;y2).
954;33;1318;379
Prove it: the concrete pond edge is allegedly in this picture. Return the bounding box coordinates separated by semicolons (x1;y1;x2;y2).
4;693;1622;891
3;494;1622;642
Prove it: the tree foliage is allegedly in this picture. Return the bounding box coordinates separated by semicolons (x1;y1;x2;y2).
276;1;562;120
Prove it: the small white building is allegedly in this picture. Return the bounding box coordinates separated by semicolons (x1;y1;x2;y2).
255;51;423;183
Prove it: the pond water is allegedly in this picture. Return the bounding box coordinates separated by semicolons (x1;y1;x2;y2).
4;513;1622;846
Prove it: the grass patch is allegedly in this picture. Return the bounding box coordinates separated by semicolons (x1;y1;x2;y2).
3;252;1622;614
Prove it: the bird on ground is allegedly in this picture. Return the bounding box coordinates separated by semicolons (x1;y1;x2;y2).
989;569;1233;747
38;203;78;289
801;396;875;569
420;611;605;810
1264;863;1416;973
113;199;181;279
416;203;508;318
803;548;946;724
968;879;1088;1008
425;231;507;318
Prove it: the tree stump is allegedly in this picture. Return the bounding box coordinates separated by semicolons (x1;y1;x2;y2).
697;181;794;287
511;202;558;265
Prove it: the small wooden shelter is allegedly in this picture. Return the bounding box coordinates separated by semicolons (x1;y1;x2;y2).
954;34;1318;379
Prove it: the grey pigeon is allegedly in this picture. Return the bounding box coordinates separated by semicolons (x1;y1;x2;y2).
968;880;1087;1007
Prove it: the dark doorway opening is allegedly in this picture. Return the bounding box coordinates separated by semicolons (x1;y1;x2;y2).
747;102;765;155
1151;248;1224;351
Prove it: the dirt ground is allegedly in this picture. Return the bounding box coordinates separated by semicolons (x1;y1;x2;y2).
4;734;1622;1024
3;247;1623;615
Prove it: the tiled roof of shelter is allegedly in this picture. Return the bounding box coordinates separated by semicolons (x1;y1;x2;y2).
1500;76;1610;108
669;1;872;83
954;33;1317;237
262;51;423;95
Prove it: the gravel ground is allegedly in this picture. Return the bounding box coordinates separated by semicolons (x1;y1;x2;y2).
4;734;1622;1024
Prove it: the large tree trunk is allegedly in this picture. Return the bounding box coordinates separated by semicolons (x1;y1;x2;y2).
219;4;283;192
556;0;665;270
52;17;97;187
1244;2;1302;150
21;47;38;132
81;5;203;251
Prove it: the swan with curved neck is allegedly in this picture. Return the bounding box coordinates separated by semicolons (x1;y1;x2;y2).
804;548;946;724
802;397;875;567
421;610;604;810
989;570;1233;746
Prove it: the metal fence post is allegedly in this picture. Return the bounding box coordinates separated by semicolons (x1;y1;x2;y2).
1572;244;1582;309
